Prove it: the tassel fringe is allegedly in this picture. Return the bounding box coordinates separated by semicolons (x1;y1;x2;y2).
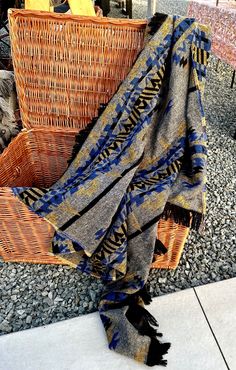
124;286;171;367
146;338;171;367
139;285;152;305
102;285;170;366
126;303;171;366
126;303;160;337
161;202;204;232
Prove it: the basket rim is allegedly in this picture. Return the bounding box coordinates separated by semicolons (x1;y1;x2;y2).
0;127;77;160
8;9;147;28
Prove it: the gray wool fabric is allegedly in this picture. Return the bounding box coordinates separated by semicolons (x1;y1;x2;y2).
0;70;19;153
13;15;210;367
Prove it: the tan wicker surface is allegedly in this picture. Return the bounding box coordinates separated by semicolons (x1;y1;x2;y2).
0;189;189;268
9;10;147;131
0;128;75;264
0;128;76;188
0;126;189;267
152;219;190;269
0;188;57;264
0;129;189;268
0;11;190;269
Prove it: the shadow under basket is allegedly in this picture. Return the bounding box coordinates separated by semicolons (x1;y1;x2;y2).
0;128;189;269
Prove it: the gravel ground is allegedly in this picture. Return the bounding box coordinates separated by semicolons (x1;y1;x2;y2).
0;0;235;335
110;0;189;18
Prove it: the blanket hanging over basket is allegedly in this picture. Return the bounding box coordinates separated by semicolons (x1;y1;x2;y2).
12;14;210;367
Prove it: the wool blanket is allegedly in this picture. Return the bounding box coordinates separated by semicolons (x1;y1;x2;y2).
0;70;20;154
13;14;210;367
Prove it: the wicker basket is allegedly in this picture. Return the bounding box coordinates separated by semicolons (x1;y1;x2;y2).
0;128;74;264
9;10;147;131
0;10;190;269
0;128;189;268
0;128;76;188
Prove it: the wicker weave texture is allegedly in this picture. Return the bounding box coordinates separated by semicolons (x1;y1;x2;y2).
0;128;75;264
0;188;57;264
0;131;189;268
152;219;189;269
0;129;189;268
0;128;189;268
9;10;146;130
0;191;189;268
0;128;76;188
0;12;189;268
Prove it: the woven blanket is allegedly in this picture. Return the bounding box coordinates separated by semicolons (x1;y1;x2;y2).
0;70;20;154
13;14;210;367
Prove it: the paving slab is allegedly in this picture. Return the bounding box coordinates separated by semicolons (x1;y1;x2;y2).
195;277;236;370
0;288;228;370
149;288;228;370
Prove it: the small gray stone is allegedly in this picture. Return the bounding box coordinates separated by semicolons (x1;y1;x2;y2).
89;291;96;301
186;262;190;269
0;321;12;333
43;298;54;306
54;296;63;303
17;310;25;316
158;277;167;284
26;316;32;324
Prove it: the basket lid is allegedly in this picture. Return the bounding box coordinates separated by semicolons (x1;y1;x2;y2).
9;9;147;131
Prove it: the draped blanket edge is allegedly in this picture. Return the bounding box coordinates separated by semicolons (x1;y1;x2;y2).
12;14;211;367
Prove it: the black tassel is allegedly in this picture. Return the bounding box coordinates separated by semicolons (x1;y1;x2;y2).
154;239;168;255
124;294;171;366
104;287;171;365
139;285;152;305
126;303;164;339
126;302;171;366
161;202;204;232
146;337;171;367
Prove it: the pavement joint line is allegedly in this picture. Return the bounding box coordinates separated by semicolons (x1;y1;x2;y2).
193;287;231;370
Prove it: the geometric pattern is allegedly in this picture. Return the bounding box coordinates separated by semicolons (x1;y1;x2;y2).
13;15;211;367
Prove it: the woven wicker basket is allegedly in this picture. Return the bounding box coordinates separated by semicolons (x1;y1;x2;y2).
0;128;74;264
9;10;147;131
0;128;189;268
0;10;190;269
